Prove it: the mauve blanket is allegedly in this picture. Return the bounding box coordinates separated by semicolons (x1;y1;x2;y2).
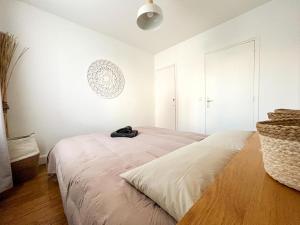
48;127;206;225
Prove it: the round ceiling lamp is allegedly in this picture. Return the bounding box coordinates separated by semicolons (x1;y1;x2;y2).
137;0;163;31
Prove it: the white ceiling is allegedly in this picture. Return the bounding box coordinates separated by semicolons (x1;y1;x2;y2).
19;0;271;53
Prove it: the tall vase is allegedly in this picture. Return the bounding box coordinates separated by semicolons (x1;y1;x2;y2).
2;100;9;137
0;92;13;193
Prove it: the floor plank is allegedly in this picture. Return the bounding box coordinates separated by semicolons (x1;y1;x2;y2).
0;166;67;225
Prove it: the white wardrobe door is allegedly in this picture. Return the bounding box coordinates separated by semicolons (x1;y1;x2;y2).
155;65;176;130
205;41;255;134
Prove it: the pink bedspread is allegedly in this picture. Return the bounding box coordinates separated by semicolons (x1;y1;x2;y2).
48;127;206;225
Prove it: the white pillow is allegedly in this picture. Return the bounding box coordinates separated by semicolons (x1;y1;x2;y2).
120;131;253;221
201;130;254;150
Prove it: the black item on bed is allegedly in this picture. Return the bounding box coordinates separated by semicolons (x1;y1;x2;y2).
111;126;139;138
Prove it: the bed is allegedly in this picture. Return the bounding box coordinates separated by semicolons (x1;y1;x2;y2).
47;127;206;225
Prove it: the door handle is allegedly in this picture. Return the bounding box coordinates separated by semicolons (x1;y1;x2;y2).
206;98;214;108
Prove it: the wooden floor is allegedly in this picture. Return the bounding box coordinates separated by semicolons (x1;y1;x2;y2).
0;166;67;225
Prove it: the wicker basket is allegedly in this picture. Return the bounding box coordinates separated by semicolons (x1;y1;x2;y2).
268;109;300;120
274;108;300;113
257;119;300;191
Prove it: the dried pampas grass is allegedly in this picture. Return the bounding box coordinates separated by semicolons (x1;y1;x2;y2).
0;32;28;135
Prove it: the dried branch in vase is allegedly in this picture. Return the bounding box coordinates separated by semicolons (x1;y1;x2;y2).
0;32;28;136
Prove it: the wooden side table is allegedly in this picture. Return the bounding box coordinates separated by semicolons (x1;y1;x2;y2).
8;134;40;184
178;134;300;225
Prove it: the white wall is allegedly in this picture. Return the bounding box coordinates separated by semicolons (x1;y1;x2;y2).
0;0;299;158
0;0;154;157
155;0;300;134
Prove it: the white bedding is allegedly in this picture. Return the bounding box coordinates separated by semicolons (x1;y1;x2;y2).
121;131;253;221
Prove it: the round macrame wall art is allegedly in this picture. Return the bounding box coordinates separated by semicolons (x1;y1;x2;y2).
87;60;125;98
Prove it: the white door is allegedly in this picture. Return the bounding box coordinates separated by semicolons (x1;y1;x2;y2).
205;41;255;134
155;65;176;130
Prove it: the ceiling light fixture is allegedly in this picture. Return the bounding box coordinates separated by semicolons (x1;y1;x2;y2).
137;0;163;31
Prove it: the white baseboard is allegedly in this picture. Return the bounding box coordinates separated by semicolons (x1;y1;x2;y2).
39;154;47;165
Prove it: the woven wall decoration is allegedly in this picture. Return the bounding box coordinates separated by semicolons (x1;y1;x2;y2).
87;60;125;98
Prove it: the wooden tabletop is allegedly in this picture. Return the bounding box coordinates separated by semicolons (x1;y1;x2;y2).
178;133;300;225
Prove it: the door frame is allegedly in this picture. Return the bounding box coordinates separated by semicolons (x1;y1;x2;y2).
155;64;178;130
203;38;260;134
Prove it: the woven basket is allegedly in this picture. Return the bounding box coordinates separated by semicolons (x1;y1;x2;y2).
274;108;300;113
257;119;300;191
268;109;300;120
